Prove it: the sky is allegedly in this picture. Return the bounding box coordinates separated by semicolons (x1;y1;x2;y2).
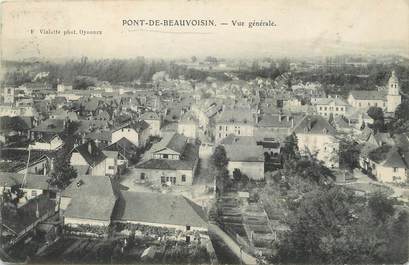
1;0;409;60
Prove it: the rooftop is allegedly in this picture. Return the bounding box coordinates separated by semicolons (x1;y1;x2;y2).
113;191;207;229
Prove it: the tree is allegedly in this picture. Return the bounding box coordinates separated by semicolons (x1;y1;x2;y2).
210;146;230;194
210;145;228;171
282;133;298;160
367;106;385;132
338;139;360;170
273;187;406;264
395;101;409;122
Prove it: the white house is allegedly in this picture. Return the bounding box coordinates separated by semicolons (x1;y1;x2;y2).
222;140;265;181
140;112;161;136
294;115;339;168
177;112;198;139
111;120;150;147
215;107;255;143
134;133;199;186
70;140;109;176
362;145;408;183
312;97;349;117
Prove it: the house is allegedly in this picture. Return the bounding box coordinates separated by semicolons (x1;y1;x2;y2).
255;113;304;140
0;149;54;175
113;191;208;233
134;133;199;186
363;145;408;183
177;112;198;139
347;71;401;113
0;116;32;144
140;111;161;136
104;137;139;163
111;120;150;148
294;115;339;168
102;150;126;176
29;134;63;150
30;119;66;140
61;175;118;228
312;97;349;117
83;130;112;148
222;140;265;181
191;99;223;132
0;172;53;201
70;140;111;176
215;107;255;143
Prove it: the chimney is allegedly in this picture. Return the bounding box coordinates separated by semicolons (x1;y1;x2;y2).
88;142;92;154
291;118;294;128
287;116;290;122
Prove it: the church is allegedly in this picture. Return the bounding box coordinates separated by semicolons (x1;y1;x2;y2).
347;71;401;114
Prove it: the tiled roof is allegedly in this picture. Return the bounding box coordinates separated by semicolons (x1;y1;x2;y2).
31;119;65;133
0;172;50;190
349;90;386;100
150;133;187;154
63;175;117;222
314;97;348;106
224;145;264;162
72;140;106;167
137;142;198;170
114;120;150;133
294;115;336;135
113;191;207;228
217;108;254;124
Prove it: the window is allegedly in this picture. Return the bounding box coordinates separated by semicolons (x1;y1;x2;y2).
238;130;240;135
163;154;168;159
219;126;222;130
358;103;361;107
319;107;322;110
186;225;191;231
31;190;37;197
182;175;186;182
324;107;327;111
161;176;166;183
108;166;115;170
335;107;338;111
140;173;145;180
393;167;398;173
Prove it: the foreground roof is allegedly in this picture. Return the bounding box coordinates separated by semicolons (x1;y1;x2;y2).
63;175;117;221
114;191;208;228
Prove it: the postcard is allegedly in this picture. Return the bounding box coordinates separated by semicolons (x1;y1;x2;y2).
0;0;408;264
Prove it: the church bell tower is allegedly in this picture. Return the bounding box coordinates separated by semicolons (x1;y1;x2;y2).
386;70;401;113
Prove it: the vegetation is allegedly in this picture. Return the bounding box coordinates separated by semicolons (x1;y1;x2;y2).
210;145;231;195
367;106;385;133
338;138;361;170
273;187;408;264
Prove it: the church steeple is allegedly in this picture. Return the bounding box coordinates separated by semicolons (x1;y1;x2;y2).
386;70;401;113
388;70;400;95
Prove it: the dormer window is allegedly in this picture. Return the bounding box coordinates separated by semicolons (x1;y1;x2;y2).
323;128;328;134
